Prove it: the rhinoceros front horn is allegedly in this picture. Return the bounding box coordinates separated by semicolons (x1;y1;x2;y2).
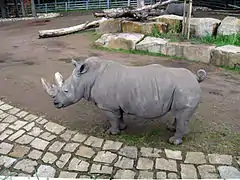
40;78;57;97
55;72;64;87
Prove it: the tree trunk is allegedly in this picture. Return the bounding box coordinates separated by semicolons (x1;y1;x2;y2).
0;0;7;18
20;0;26;16
38;18;107;38
31;0;36;17
13;0;19;17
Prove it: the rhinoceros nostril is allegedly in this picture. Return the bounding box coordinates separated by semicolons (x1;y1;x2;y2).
53;100;59;106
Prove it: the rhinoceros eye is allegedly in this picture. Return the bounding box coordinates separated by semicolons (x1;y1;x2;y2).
63;89;68;93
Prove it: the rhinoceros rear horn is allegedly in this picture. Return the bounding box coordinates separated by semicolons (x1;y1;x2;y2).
40;78;57;97
55;72;64;87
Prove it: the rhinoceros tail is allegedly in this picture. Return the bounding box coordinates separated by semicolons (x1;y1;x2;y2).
196;69;207;83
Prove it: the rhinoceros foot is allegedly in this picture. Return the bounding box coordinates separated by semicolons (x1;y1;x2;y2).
119;123;127;130
107;127;121;135
168;136;182;145
167;125;176;132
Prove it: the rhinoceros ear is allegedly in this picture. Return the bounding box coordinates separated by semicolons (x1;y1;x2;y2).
72;59;78;67
75;63;88;76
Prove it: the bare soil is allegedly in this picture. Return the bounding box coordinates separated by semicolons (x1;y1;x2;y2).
0;13;239;155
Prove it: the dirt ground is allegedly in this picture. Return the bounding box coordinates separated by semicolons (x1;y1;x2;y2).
0;12;239;155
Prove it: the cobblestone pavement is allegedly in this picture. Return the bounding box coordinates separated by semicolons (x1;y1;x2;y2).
0;100;240;179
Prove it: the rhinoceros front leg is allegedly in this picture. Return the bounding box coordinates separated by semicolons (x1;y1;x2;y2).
167;118;176;132
102;110;123;135
169;108;195;145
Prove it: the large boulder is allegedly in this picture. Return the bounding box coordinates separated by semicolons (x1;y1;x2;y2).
96;18;122;34
150;15;183;33
94;33;145;50
190;18;221;37
122;21;168;35
218;16;240;36
136;36;169;53
163;42;215;63
210;45;240;67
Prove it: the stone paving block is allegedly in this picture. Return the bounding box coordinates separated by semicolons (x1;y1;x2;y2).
137;157;154;170
2;115;17;123
156;158;177;172
119;146;138;159
93;151;118;164
114;169;136;179
40;132;57;141
164;149;182;160
8;130;25;141
8;108;20;115
56;153;71;168
84;136;104;148
9;145;30;158
0;142;13;154
68;157;90;172
44;122;66;135
60;130;77;141
198;164;219;178
42;152;58;164
180;164;198;179
9;120;27;130
0;104;13;110
24;114;38;121
35;117;48;125
168;172;179;179
0;155;16;167
23;122;35;131
140;147;162;157
0;100;4;105
90;164;113;174
76;145;95;158
48;141;65;152
0;112;9;119
114;156;134;169
72;132;88;143
236;156;240;166
58;171;78;178
217;166;240;179
0;129;14;141
156;171;167;179
184;151;206;164
102;140;123;151
63;143;79;152
16;134;34;144
36;165;56;177
208;153;232;165
15;111;28;118
30;138;50;150
0;123;9;132
28;149;43;160
14;159;38;173
138;171;154;179
28;127;43;136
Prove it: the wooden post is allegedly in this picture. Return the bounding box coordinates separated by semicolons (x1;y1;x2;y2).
187;0;192;40
20;0;26;16
181;0;187;36
31;0;37;17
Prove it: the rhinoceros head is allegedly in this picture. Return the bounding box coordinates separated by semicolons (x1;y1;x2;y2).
40;59;89;109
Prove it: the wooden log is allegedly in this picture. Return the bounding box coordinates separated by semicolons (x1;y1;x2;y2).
38;18;107;38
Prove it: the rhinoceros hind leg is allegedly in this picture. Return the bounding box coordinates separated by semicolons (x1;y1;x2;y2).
120;119;127;130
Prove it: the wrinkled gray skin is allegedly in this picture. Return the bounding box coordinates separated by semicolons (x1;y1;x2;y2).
41;57;207;145
164;3;194;16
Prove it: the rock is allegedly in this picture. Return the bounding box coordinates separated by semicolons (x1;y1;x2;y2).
28;149;43;160
15;111;28;118
180;164;198;178
0;129;14;141
9;145;30;158
23;122;35;131
95;33;145;50
90;164;113;174
59;171;78;178
168;172;179;179
164;42;215;63
0;155;16;167
30;138;50;150
8;130;25;141
190;18;221;37
184;152;207;164
0;104;13;111
28;127;43;136
40;132;56;141
2;115;17;123
103;140;123;150
60;130;76;141
36;165;56;177
24;114;38;121
0;142;13;154
114;156;134;169
136;157;154;170
151;14;183;33
208;153;232;165
63;143;79;152
0;123;8;132
84;136;104;148
71;133;88;143
96;18;122;34
14;159;38;173
155;158;177;172
114;169;136;179
9;120;27;130
122;20;168;35
210;45;240;68
136;36;169;53
93;151;117;163
35;117;48;125
156;171;167;179
15;134;34;145
198;165;219;178
140;147;162;157
42;152;57;164
164;149;182;160
56;153;71;168
218;166;240;178
68;157;89;172
138;171;154;179
48;141;65;152
218;16;240;35
76;145;95;158
44;122;66;134
8;108;20;115
119;146;138;159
